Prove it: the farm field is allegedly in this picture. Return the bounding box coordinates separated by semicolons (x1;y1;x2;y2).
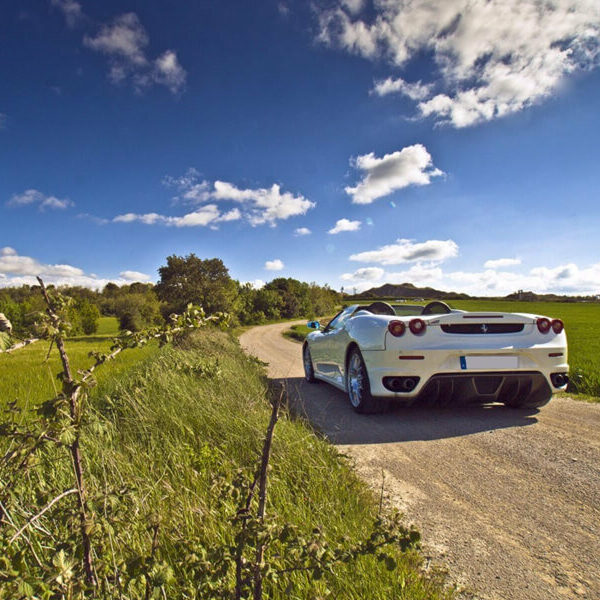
0;316;159;410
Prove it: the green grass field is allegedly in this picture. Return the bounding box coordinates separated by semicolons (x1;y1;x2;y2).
0;317;159;410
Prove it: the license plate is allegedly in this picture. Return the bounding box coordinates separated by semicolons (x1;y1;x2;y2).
459;355;518;370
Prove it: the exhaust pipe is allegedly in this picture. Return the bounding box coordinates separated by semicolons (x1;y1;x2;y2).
382;376;420;393
550;373;568;388
402;377;417;392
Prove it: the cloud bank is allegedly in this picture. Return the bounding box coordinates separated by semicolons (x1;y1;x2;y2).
318;0;600;127
0;247;150;289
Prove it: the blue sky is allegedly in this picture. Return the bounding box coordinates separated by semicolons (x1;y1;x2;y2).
1;0;600;295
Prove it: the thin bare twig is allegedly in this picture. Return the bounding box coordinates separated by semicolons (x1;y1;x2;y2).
9;488;77;544
379;467;385;515
252;391;283;600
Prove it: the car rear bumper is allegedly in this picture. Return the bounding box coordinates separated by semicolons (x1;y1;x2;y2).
362;347;568;402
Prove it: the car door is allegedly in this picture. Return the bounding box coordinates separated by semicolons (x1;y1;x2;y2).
315;306;355;388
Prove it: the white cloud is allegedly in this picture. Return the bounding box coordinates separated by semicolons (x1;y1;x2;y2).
341;0;365;15
162;167;201;190
484;257;522;269
245;279;266;289
318;1;600;127
294;227;312;236
218;208;242;222
113;176;313;228
350;238;459;265
345;144;443;204
265;259;284;271
114;204;223;227
7;189;74;210
372;77;432;100
120;270;151;282
0;248;148;289
84;13;186;94
340;267;384;281
160;170;316;226
328;218;361;234
51;0;83;27
153;50;187;94
212;181;315;226
339;260;600;296
387;264;444;284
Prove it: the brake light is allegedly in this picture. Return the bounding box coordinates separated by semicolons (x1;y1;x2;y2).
388;320;406;337
537;318;551;334
551;319;564;334
409;318;426;335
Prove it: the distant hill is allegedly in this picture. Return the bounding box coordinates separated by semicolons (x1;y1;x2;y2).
351;282;470;300
346;283;599;303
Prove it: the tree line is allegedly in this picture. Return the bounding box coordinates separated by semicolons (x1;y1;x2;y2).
0;254;340;337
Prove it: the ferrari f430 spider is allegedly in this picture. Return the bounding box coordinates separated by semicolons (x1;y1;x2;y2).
303;301;568;413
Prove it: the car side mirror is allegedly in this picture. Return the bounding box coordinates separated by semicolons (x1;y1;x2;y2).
306;320;320;330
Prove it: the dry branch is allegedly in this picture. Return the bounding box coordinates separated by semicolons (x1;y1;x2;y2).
0;337;40;354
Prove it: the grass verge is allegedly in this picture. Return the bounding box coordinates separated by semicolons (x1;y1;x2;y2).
282;323;313;343
1;328;451;599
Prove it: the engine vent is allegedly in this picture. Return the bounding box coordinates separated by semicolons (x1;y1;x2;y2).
441;323;525;334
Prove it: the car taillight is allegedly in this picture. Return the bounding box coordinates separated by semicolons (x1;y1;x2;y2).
537;318;551;334
409;318;426;335
551;319;564;334
388;320;406;337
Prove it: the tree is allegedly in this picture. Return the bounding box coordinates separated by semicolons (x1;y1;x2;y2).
156;255;238;315
114;292;163;332
77;299;100;335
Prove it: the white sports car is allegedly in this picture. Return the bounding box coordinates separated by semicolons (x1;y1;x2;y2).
303;301;568;413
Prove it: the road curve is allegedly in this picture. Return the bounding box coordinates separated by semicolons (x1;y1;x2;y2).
240;321;600;600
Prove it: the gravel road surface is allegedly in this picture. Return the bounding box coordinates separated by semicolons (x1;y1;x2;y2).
240;321;600;600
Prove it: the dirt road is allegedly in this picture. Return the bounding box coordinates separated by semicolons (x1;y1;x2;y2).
240;322;600;600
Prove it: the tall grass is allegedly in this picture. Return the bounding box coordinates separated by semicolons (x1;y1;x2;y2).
1;329;450;599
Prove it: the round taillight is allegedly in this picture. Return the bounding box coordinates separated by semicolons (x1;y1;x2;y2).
409;318;426;335
388;320;406;337
537;318;551;334
551;319;564;334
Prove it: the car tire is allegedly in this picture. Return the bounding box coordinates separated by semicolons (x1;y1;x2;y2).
303;344;317;383
346;347;387;414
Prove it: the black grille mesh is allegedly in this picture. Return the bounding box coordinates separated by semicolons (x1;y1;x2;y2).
440;323;525;334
